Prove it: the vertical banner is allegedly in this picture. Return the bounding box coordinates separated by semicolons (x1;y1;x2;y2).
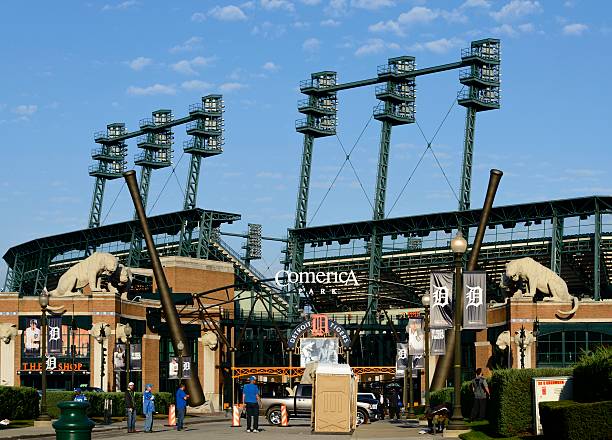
411;355;424;370
113;344;126;371
395;343;409;377
181;356;192;379
430;328;446;356
463;271;487;329
130;343;142;371
169;357;180;379
407;318;424;355
48;316;63;354
23;318;41;357
429;272;454;329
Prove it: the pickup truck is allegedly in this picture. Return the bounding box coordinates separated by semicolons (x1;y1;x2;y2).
260;383;377;426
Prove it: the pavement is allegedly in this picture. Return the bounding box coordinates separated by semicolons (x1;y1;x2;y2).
0;417;446;440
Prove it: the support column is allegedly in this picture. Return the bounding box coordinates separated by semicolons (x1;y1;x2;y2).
459;106;477;212
142;334;160;391
594;205;601;300
88;177;106;229
551;214;564;275
0;337;16;386
196;211;214;259
184;154;202;211
201;335;219;412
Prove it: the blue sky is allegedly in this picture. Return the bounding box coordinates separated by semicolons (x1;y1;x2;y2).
1;0;610;282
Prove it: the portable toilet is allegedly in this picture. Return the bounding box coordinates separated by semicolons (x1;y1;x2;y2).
312;363;357;434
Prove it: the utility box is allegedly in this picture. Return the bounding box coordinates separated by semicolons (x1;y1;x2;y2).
312;363;357;434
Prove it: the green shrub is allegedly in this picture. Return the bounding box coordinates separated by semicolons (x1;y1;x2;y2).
573;346;612;403
46;391;173;418
539;400;612;440
0;386;39;420
489;368;573;437
428;381;473;419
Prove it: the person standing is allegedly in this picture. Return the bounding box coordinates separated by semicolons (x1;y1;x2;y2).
387;388;400;421
143;384;155;433
125;382;136;433
470;368;490;421
73;388;87;402
242;376;261;433
175;383;189;431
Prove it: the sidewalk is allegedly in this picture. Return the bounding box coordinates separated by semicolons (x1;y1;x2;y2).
0;414;228;439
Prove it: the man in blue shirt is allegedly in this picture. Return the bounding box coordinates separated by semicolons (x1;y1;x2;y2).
175;383;189;431
242;376;261;433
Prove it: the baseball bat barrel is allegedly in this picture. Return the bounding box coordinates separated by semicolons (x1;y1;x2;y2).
123;170;205;406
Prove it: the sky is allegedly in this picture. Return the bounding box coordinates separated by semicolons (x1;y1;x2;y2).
0;0;611;284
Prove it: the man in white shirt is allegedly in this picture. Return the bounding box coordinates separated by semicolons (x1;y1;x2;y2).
24;320;41;354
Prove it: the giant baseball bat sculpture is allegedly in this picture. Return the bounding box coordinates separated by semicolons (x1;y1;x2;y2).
430;169;503;391
123;170;205;406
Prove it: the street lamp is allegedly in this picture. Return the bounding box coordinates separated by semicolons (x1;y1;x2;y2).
421;293;431;411
448;230;467;430
177;340;185;380
95;326;108;391
124;323;132;385
38;290;51;421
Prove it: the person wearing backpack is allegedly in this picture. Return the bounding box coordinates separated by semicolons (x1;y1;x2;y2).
470;368;490;421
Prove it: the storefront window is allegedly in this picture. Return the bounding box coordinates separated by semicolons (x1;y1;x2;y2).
537;330;611;367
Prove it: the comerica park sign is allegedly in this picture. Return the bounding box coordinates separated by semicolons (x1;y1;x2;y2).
274;269;359;296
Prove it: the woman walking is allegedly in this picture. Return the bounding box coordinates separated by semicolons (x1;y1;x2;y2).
143;384;156;433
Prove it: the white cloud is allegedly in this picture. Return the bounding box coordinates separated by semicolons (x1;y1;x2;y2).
410;37;464;54
13;105;37;116
251;21;287;38
126;84;176;96
209;5;248;21
101;0;137;11
563;23;588;36
399;6;438;25
321;18;341;26
350;0;394;10
517;22;535;32
491;0;542;22
302;37;321;52
293;21;310;28
368;20;403;35
325;0;348;17
301;0;321;4
169;37;202;53
219;82;247;92
191;12;207;22
181;80;214;91
354;38;399;56
491;23;518;37
461;0;490;8
171;56;214;75
368;6;465;36
127;56;152;71
260;0;295;11
262;61;280;71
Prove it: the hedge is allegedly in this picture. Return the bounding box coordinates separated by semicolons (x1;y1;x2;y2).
489;368;573;437
0;386;39;420
539;400;612;440
573;346;612;403
428;382;473;419
46;391;173;419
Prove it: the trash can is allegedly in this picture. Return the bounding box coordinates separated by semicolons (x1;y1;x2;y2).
52;401;96;440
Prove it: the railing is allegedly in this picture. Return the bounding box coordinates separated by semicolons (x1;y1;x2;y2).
459;68;499;83
461;46;500;62
373;103;415;119
457;88;500;105
375;85;415;100
88;163;125;175
297;98;336;112
134;152;172;164
139;118;154;128
189;102;223;114
299;78;336;90
93;131;108;141
295;118;336;132
183;138;224;152
90;147;126;159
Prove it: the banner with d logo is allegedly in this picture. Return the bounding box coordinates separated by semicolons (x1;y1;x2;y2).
463;271;487;329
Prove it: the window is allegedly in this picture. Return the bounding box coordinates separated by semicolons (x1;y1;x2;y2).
537;330;611;367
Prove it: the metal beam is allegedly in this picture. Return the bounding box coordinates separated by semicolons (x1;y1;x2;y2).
594;205;601;300
184;154;202;211
88;177;106;228
459;107;477;212
551;214;564;275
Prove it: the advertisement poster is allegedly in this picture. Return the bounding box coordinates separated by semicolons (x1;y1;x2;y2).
300;338;338;367
48;316;63;354
169;357;180;379
113;344;126;372
430;328;446;356
532;377;573;435
411;354;424;370
463;271;487;329
395;343;409;373
23;318;41;356
130;343;142;371
181;356;192;379
407;318;424;355
429;272;454;329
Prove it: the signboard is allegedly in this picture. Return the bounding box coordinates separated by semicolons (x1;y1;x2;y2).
287;315;350;348
20;361;87;372
430;328;446;356
130;343;142;371
532;376;573;435
430;272;453;328
463;271;487;330
113;344;126;372
300;337;338;367
407;318;424;355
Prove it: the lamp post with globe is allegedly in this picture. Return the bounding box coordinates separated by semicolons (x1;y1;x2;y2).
447;231;468;430
37;290;51;422
421;293;431;410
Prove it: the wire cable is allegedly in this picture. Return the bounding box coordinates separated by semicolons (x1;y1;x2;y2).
148;152;185;215
101;180;126;225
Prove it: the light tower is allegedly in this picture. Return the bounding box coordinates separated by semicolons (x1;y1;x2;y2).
127;110;174;268
457;38;500;212
178;95;225;258
367;56;416;323
289;71;338;318
88;123;128;228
